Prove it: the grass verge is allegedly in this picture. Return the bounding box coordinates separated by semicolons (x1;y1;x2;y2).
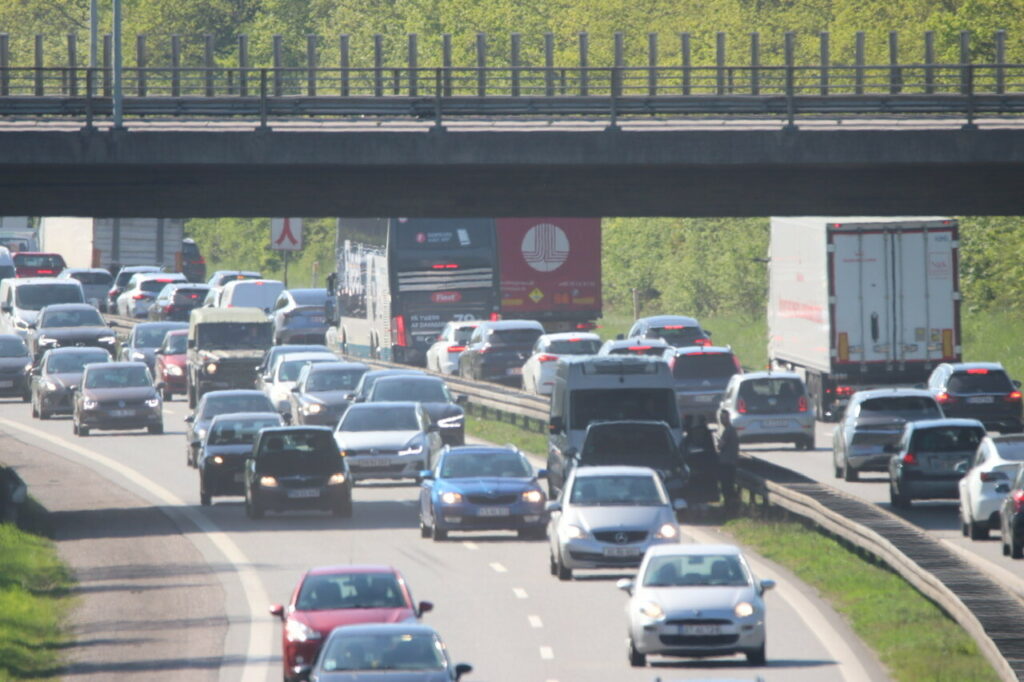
0;499;75;681
726;517;999;682
466;413;547;457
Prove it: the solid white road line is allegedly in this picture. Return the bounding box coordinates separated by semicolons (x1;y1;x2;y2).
687;524;874;682
490;562;508;573
513;587;528;599
0;418;272;682
462;541;479;551
528;615;544;629
539;646;555;660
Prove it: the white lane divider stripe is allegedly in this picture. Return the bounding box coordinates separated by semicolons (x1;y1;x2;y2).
528;615;544;628
0;418;271;682
513;587;528;599
490;562;507;573
539;646;554;660
463;541;479;550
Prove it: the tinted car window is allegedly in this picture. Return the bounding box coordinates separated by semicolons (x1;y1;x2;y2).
297;572;405;611
201;395;274;418
173;288;207;304
489;329;543;346
994;441;1024;461
277;358;326;382
307;369;363;392
227;282;283;308
136;326;176;347
84;366;150;388
859;397;941;418
568;475;664;506
548;339;602;355
570;388;679;428
69;271;112;285
672;353;738;379
374;380;448;403
209;417;281;445
452;327;476;344
608;345;666;357
14;253;64;269
290;290;328;305
0;336;28;356
182;242;201;258
319;632;444;672
737;378;805;412
40;307;104;327
164;334;188;354
910;426;985;452
141;279;178;293
948;371;1014;393
440;451;530;478
582;426;677;468
643;554;748;587
46;351;108;373
256;431;339;474
196;323;272;350
15;284;83;310
339;406;419;431
650;326;706;347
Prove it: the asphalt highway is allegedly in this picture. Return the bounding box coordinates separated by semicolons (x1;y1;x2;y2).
0;394;890;682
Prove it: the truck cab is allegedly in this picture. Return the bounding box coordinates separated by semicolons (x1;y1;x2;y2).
187;308;273;407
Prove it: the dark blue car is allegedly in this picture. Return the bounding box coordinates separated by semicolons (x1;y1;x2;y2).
418;446;548;541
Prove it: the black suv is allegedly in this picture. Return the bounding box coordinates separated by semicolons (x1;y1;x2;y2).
181;238;206;283
458;320;544;386
927;362;1023;433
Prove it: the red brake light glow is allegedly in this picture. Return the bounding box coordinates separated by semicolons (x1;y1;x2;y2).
538;354;559;363
628;346;652;351
1013;489;1024;514
431;264;459;270
1008;391;1022;402
489;312;500;321
902;452;918;466
392;315;408;347
966;368;989;374
835;386;854;397
737;398;747;414
132;294;146;300
36;269;53;274
980;471;1007;482
447;345;466;353
662;325;685;330
797;396;808;412
936;392;952;404
694;338;711;346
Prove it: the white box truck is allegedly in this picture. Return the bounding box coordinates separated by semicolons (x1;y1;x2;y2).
768;216;961;421
38;217;185;272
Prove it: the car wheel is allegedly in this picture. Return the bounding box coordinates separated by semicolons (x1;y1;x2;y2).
333;496;353;518
246;494;263;519
199;477;211;507
843;459;859;482
962;518;970;537
162;387;173;401
889;481;910;509
77;423;90;437
31;400;38;418
628;638;646;667
555;550;572;581
833;461;842;478
20;390;30;403
420;517;431;538
746;643;767;666
431;524;448;542
148;423;164;435
1013;537;1024;560
968;517;989;541
188;385;196;409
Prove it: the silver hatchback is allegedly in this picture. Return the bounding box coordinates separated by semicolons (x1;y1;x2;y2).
718;371;815;450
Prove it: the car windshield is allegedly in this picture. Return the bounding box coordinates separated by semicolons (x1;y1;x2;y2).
650;326;707;347
209;418;280;445
570;388;680;429
339;406;419;432
607;344;666;357
548;339;602;355
568;475;665;506
196;323;273;350
358;372;421;397
296;572;406;611
15;284;83;310
319;632;444;672
256;431;340;475
948;370;1014;393
859;397;941;418
163;334;188;354
84;366;151;388
14;254;63;269
672;353;739;380
994;440;1024;461
70;271;111;285
277;358;331;382
581;427;678;468
135;326;180;347
307;368;365;392
489;329;543;346
910;426;986;453
737;378;806;414
643;554;750;587
46;351;107;374
39;307;104;328
440;451;531;478
0;336;28;357
140;279;178;293
290;289;327;305
201;395;274;419
373;380;449;403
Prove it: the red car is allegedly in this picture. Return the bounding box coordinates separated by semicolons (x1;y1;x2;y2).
14;252;66;278
269;565;433;681
154;329;187;400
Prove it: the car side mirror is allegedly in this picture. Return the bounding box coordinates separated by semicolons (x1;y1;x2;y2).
954;461;969;476
30;365;41;375
548;416;563;433
291;664;312;682
269;604;285;620
1016;380;1022;389
535;468;548;479
417;600;433;616
545;501;561;513
187;339;195;349
416;470;433;484
26;322;35;329
616;578;634;595
672;498;687;511
455;394;469;405
0;303;10;313
615;333;624;340
454;663;473;680
291;385;301;392
564;447;579;461
184;415;195;423
759;579;776;593
427;423;440;433
154;348;164;355
997;483;1011;494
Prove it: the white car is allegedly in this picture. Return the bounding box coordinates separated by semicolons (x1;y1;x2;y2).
547;466;683;581
425;321;480;375
522;332;602;395
959;434;1024;539
261;351;337;414
617;543;774;667
116;272;187;318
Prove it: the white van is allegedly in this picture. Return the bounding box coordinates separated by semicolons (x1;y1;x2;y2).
0;247;14;284
218;279;285;314
0;278;85;337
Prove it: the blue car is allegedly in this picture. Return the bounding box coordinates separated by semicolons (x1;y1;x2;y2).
418;446;548;541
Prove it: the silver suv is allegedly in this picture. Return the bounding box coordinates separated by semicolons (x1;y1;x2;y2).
718;371;815;450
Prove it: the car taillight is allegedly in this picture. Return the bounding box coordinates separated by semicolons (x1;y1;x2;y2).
797;396;808;412
447;345;466;353
733;355;743;373
902;452;918;466
1013;489;1024;514
538;354;558;363
628;346;652;352
966;368;989;374
835;385;854;397
164;305;175;313
108;288;119;296
980;471;1008;482
737;398;747;414
694;338;711;346
479;344;493;354
392;315;408;346
37;269;53;275
132;294;146;300
936;392;952;404
489;312;501;321
1007;391;1022;402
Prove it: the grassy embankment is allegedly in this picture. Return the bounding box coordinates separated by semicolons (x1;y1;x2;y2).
0;500;74;681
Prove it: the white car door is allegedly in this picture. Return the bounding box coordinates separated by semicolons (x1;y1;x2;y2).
961;443;988;520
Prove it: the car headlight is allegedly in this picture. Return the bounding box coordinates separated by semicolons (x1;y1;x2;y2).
303;403;323;415
197;428;208;440
399;444;423;456
564;524;588;540
167;365;183;376
734;602;756;618
211;455;224;465
639;602;665;621
99;335;116;345
655;523;679;540
23;362;32;372
131;351;147;360
259;476;278;488
82;398;97;410
522;489;544;504
327;472;347;485
437;414;464;428
38;337;57;346
284;618;321;643
441;491;463;504
145;397;160;408
43;380;58;391
205;363;218;374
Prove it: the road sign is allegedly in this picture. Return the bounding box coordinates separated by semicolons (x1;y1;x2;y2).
271;218;303;251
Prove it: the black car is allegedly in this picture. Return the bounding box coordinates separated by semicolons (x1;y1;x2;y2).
244;426;353;518
366;375;467;446
73;361;163;436
547;419;689;501
349;368;426;403
119;321;188;371
457;320;544;386
186;389;277;468
271;288;330;345
0;333;32;401
889;418;987;509
287;361;369;427
927;362;1023;433
31;347;111;418
198;411;283;506
148;283;210;321
181;238;207;283
28;303;118;362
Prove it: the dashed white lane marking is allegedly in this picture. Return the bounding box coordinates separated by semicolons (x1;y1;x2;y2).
528;614;544;628
490;562;508;573
513;587;528;599
463;541;479;550
539;646;555;660
0;417;270;682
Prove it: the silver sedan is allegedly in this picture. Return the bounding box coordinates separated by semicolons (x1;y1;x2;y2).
618;543;774;667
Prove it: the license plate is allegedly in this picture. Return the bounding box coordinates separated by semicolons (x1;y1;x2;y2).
931;458;956;471
233;473;244;482
354;457;393;467
680;624;723;636
506;368;523;375
967;396;995;404
287;488;320;498
110;409;135;417
760;419;789;428
307;315;325;323
0;380;12;388
603;546;641;557
694;395;715;403
477;506;510;517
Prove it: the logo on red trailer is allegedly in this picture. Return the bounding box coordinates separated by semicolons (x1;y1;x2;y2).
416;232;427;243
432;291;462;304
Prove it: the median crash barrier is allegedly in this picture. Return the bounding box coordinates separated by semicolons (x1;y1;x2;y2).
0;465;27;524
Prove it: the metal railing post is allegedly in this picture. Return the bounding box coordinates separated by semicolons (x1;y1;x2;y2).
432;67;445;132
614;32;624;94
339;34;349;96
0;34;8;96
442;34;452;96
924;31;934;95
819;31;829;96
34;34;44;96
68;33;78;95
306;34;317;96
136;34;146;96
408;33;418;96
680;33;691;95
84;66;95;129
204;34;214;96
995;30;1006;95
750;32;760;95
476;32;487;97
784;31;797;130
544;33;554;97
607;66;620;131
579;32;589;96
259;68;269;129
854;32;864;95
648;33;658;96
959;30;971;95
171;35;181;96
272;34;283;96
374;34;384;97
510;33;521;97
964;64;976;130
889;31;901;94
238;35;248;97
715;32;726;95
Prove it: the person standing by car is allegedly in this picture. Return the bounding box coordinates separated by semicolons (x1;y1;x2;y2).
683;415;718;514
717;410;740;508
